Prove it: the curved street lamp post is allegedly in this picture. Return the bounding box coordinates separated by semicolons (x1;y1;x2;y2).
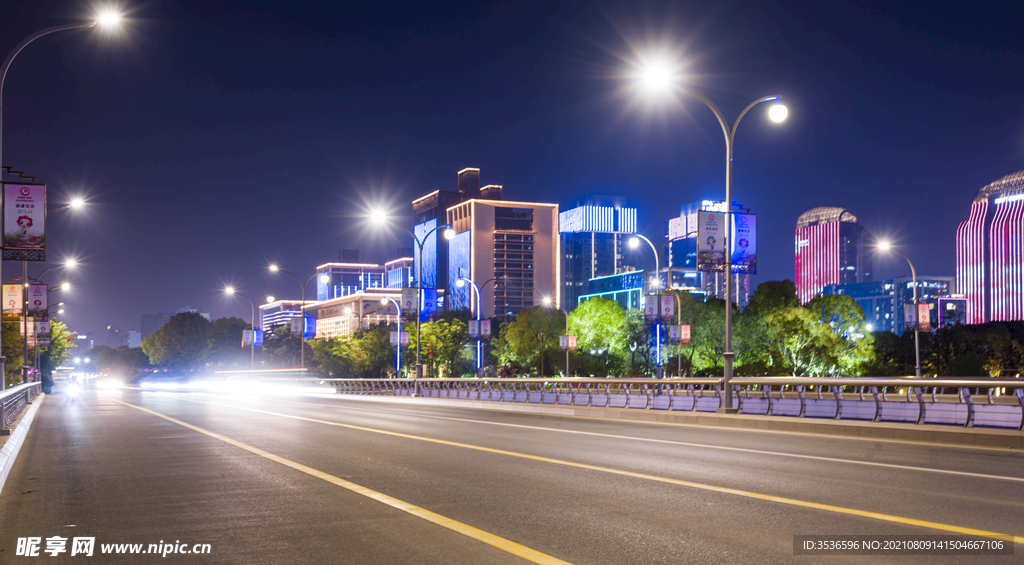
269;267;329;369
380;296;403;375
879;242;922;377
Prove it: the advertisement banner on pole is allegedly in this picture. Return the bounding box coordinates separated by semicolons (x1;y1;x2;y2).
303;316;316;340
731;213;757;274
3;284;22;315
400;331;409;346
26;284;47;317
681;324;691;344
420;288;438;321
660;295;674;321
3;183;46;261
390;331;399;346
697;211;725;272
36;318;50;347
401;288;417;314
568;335;577;351
669;325;680;343
903;304;917;333
644;295;658;322
559;335;568;350
254;328;263;349
917;303;932;332
290;317;303;336
242;329;253;347
480;319;491;339
468;320;479;338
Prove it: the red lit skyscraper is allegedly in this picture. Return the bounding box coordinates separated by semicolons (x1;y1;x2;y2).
794;207;873;304
956;170;1024;324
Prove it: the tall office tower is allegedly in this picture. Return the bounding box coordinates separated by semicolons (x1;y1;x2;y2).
956;170;1024;323
447;198;559;322
666;200;753;308
559;201;637;311
795;206;873;304
316;262;386;301
412;168;503;307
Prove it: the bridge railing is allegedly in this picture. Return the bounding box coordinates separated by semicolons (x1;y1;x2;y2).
284;376;1024;430
1;382;41;435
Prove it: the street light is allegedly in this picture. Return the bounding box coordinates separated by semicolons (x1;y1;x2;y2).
878;240;922;377
225;287;268;371
456;277;483;376
268;266;329;369
634;63;788;413
372;211;455;381
541;296;570;377
380;296;403;375
628;233;664;379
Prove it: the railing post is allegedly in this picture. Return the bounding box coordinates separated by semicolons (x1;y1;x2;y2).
869;386;881;422
961;387;975;428
1015;388;1024;431
913;387;925;425
831;386;843;420
797;385;806;418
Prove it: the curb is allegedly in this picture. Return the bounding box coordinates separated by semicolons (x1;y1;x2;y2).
0;394;45;498
346;394;1024;449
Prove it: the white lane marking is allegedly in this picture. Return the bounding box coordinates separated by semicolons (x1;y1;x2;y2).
259;396;1024;485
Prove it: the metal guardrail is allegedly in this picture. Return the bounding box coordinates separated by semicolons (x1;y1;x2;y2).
1;382;41;435
302;376;1024;431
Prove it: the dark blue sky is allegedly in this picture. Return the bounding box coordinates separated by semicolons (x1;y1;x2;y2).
2;0;1023;338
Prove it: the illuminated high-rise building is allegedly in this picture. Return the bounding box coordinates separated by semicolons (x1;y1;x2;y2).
447;198;559;322
956;170;1024;323
666;199;753;308
559;200;637;310
794;207;873;304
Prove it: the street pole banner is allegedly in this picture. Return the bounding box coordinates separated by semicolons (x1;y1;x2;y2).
480;319;491;339
669;325;680;343
27;284;46;317
3;183;46;261
697;211;725;272
644;295;658;322
681;324;691;344
468;320;479;338
36;318;50;347
3;284;21;315
567;335;577;351
242;329;253;347
731;213;757;274
290;317;303;336
917;303;932;332
401;288;417;314
420;288;438;321
253;329;264;349
400;331;409;346
390;331;399;346
660;295;674;321
903;304;917;333
303;316;316;340
559;335;568;350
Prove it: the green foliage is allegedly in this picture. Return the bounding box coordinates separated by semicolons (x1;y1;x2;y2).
309;323;398;378
493;306;565;376
92;346;151;380
416;318;469;377
568;297;629;376
3;320;23;386
39;320;73;377
744;279;798;317
142;313;257;372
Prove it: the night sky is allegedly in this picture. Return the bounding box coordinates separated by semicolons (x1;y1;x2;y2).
2;0;1022;340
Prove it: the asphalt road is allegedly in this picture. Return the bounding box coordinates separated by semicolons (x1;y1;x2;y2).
1;385;1022;564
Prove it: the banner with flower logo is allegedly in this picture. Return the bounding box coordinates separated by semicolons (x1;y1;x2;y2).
3;183;46;260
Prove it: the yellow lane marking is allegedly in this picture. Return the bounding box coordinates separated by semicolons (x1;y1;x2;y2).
178;396;1023;545
109;398;572;565
276;398;1024;484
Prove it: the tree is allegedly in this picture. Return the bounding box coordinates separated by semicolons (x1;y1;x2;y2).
568;297;629;376
416;318;469;377
204;316;250;368
744;280;798;318
764;307;837;376
3;320;23;387
493;306;565;376
141;312;212;371
805;295;875;375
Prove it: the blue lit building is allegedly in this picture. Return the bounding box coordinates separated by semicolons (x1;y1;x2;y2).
576;270;645;311
559;200;637;311
822;275;956;335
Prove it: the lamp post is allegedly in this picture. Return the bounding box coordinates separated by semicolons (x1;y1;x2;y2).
457;277;482;376
637;63;789;411
629;234;663;379
225;287;259;371
380;296;403;375
878;241;922;377
269;267;329;369
371;212;454;381
0;13;122;386
541;296;570;377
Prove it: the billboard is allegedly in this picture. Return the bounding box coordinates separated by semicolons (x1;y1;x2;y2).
660;295;674;321
644;296;658;322
3;183;46;261
731;213;757;274
26;284;47;318
401;288;417;314
697;211;725;272
917;303;932;332
3;284;21;315
420;288;438;321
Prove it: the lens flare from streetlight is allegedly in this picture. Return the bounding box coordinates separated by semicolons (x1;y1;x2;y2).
70;197;86;209
370;209;389;224
225;286;235;295
319;274;330;283
266;296;275;303
61;283;71;290
877;240;891;251
96;11;122;27
380;298;388;305
628;237;640;249
443;228;456;240
456;279;465;288
639;58;674;93
542;296;552;305
269;265;279;272
65;258;78;268
768;103;789;123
